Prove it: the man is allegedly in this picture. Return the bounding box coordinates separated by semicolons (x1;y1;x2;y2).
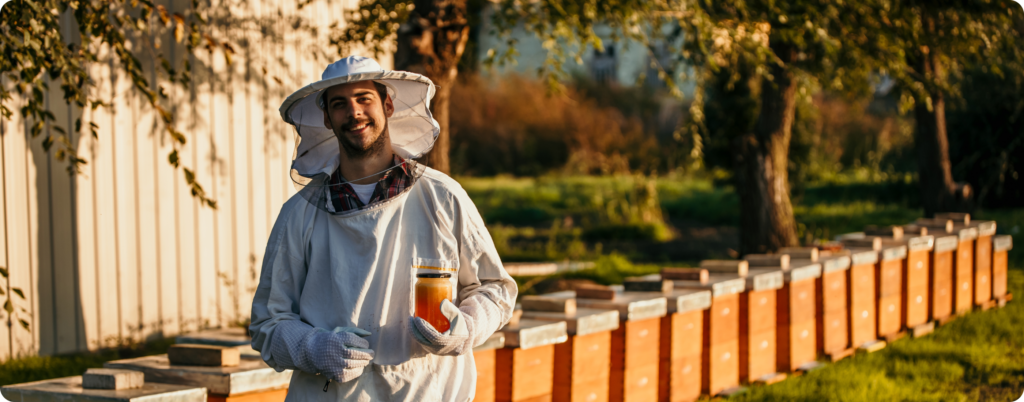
250;56;517;401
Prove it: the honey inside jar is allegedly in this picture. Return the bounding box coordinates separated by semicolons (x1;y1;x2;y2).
415;273;453;332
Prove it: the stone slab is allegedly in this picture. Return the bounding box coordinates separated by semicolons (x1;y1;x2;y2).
474;332;506;352
700;260;749;277
521;295;576;315
176;328;251;347
856;340;886;353
521;307;619;336
499;319;568;350
910;322;935;338
547;290;668;321
168;344;241;367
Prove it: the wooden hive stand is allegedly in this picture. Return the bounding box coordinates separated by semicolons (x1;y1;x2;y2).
673;272;747;396
496;318;570;402
847;249;881;350
992;235;1014;306
105;344;293;402
970;220;997;310
660;288;713;402
776;260;821;372
740;268;786;385
474;332;507;402
812;254;854;361
521;292;623;402
573;288;668;402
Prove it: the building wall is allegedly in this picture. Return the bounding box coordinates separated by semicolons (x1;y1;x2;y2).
0;0;389;360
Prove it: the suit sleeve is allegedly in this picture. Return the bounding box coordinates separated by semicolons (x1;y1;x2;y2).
451;187;518;347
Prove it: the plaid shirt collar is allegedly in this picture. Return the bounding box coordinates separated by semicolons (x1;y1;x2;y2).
328;155;413;213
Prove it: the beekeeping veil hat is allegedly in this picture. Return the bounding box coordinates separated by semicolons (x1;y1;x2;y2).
279;56;439;213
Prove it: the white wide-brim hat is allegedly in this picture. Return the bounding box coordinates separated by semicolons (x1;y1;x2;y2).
279;56;439;178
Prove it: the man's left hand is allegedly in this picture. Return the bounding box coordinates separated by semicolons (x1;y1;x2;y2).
410;299;475;356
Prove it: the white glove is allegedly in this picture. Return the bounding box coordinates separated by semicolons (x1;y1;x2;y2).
306;327;375;383
410;299;475;356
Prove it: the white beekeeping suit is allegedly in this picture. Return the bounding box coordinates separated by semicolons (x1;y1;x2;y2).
250;56;517;401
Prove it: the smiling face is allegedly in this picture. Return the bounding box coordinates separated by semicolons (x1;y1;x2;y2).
321;81;395;159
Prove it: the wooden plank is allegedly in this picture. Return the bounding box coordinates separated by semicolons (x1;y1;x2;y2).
497;344;555;402
29;80;55;356
46;79;81;354
929;249;954;321
740;328;775;382
993;250;1008;298
191;35;220;331
974;235;992;305
74;72;100;352
953;240;974;314
847;263;876;348
475;349;497;402
3;90;38;357
903;250;930;328
706;294;739;344
666;355;700;402
0;84;11;361
702;338;738;395
132;55;162;341
876;295;901;338
113;65;141;344
91;55;124;347
817;309;848;355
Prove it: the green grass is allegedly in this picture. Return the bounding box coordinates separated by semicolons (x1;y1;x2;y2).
724;268;1024;402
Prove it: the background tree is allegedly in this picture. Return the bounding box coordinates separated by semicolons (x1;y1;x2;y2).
331;0;472;173
0;0;224;207
861;0;1024;216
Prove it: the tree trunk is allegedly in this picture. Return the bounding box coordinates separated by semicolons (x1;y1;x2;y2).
394;0;470;174
733;45;800;255
912;14;970;216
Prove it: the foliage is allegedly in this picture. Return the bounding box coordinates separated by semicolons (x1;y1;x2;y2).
0;0;220;207
0;267;30;333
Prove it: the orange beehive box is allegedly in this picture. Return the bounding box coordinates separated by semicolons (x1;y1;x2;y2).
972;221;996;306
660;289;712;402
814;255;852;357
522;298;621;402
930;235;958;320
876;245;907;339
740;269;784;383
475;332;507;402
674;275;746;395
848;249;879;348
953;226;979;314
496;319;570;402
993;235;1013;301
776;261;821;372
881;235;935;329
572;290;668;402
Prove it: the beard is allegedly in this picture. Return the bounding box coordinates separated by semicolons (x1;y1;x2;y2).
336;117;390;160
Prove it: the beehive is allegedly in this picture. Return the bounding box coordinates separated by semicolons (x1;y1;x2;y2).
776;261;821;372
740;269;784;383
953;226;979;314
971;221;997;306
474;332;507;402
571;290;668;402
992;236;1014;302
876;245;907;340
848;249;879;348
522;299;621;402
660;289;712;402
1;375;207;402
104;352;292;402
814;255;852;358
882;235;935;329
673;274;746;395
496;319;570;402
930;235;958;321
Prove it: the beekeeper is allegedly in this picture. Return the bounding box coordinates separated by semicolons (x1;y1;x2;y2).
250;55;517;401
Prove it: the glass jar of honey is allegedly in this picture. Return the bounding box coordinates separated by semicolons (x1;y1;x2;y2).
415;273;453;332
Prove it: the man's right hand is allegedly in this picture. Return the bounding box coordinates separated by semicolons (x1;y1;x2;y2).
307;327;375;383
